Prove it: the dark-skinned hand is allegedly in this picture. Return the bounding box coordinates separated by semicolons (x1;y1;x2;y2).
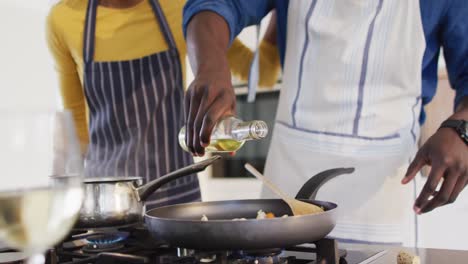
402;127;468;214
184;61;236;157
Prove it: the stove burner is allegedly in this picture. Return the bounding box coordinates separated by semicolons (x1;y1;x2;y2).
55;227;359;264
85;232;129;245
82;232;129;253
177;248;286;264
231;249;284;264
83;242;125;253
178;249;221;263
240;249;283;257
199;255;217;263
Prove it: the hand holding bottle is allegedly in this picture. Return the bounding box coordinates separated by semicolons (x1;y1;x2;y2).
185;11;237;156
184;68;235;156
179;117;268;154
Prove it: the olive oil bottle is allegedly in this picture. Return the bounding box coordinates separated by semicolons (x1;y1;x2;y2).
179;117;268;153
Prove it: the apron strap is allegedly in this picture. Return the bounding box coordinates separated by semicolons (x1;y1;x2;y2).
82;0;178;64
83;0;98;64
148;0;178;52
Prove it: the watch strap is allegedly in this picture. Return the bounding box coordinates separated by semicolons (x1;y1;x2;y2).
440;119;464;129
440;119;468;145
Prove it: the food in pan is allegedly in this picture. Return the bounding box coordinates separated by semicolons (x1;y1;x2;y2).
200;210;289;221
256;210;287;219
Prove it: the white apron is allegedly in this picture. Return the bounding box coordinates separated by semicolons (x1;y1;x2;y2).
262;0;426;245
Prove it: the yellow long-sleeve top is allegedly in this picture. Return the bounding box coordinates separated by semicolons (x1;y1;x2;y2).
47;0;280;150
227;39;281;88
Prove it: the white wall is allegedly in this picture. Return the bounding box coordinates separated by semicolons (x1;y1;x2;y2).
0;3;60;251
0;1;62;190
0;0;60;110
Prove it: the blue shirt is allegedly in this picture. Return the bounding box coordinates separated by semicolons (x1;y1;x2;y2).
183;0;468;124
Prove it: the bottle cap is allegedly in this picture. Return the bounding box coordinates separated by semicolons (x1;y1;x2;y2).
249;121;268;139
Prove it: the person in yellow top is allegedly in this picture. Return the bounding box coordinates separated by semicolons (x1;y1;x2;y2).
46;0;280;208
227;11;280;89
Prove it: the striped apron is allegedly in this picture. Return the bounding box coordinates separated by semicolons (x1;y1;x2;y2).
262;0;426;246
82;0;200;208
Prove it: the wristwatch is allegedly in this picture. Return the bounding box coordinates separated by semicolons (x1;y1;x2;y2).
440;119;468;145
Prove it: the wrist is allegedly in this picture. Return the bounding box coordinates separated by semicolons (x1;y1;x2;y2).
450;110;468;121
196;56;230;77
439;119;468;145
454;96;468;118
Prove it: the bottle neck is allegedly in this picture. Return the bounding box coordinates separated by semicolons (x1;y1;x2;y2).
232;120;268;141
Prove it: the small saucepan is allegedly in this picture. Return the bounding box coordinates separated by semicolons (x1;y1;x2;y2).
74;156;221;229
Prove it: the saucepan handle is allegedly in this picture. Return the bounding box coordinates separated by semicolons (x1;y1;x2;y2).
295;167;355;200
137;155;221;201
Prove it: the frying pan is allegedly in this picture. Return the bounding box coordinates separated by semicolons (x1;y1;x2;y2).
145;167;355;250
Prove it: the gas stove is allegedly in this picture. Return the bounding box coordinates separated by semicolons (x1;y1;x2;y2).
39;226;383;264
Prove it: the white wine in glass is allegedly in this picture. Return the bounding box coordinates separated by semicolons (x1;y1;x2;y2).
0;110;84;264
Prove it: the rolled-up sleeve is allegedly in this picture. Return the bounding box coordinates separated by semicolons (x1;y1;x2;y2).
441;0;468;108
183;0;274;44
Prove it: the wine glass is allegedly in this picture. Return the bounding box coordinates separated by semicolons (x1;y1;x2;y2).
0;110;84;264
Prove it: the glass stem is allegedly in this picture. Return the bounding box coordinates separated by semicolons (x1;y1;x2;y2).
27;253;45;264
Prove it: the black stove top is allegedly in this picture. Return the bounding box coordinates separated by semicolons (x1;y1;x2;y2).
0;226;384;264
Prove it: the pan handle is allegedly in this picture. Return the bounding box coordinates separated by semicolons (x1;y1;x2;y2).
295;167;355;200
136;155;221;201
